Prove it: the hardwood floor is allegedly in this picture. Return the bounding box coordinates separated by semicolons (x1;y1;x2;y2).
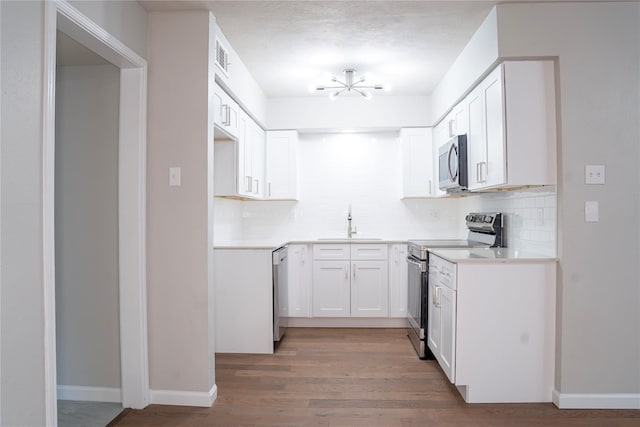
115;328;639;426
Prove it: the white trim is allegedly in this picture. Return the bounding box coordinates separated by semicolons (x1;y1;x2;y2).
117;66;149;410
150;385;217;408
57;386;122;403
43;0;149;422
552;389;640;409
55;1;145;69
43;2;59;425
0;0;3;421
282;317;408;328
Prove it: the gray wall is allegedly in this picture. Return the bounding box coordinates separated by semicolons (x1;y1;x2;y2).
0;1;147;424
55;64;121;390
147;11;216;394
1;2;47;424
496;2;640;394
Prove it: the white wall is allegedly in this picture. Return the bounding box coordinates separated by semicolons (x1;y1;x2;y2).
496;2;640;400
55;64;121;391
0;1;147;424
429;7;498;124
147;10;215;400
67;0;147;59
267;96;431;131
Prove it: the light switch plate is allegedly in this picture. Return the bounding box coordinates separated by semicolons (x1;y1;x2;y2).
585;201;599;222
585;164;605;185
169;167;181;186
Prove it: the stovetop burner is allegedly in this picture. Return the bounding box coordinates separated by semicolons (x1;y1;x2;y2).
408;213;504;260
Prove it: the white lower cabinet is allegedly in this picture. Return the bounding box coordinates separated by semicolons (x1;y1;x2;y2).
351;260;388;317
427;253;557;403
312;260;351;317
214;249;274;354
427;255;457;382
311;243;389;318
287;244;312;317
388;244;408;317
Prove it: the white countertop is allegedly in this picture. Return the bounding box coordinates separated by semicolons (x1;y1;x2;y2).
214;240;286;250
429;247;557;263
213;238;408;250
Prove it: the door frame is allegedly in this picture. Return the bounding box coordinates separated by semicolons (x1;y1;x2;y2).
42;0;149;424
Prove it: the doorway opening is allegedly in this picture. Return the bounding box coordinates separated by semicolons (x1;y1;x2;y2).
43;1;149;425
54;30;124;425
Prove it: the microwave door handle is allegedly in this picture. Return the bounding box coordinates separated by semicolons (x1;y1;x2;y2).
447;143;458;182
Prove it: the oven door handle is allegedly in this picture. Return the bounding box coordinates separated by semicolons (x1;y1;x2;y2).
407;257;427;273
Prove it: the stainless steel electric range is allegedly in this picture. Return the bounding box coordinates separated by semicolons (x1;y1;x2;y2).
407;212;505;359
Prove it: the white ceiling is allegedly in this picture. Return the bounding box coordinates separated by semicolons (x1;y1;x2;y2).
140;1;499;97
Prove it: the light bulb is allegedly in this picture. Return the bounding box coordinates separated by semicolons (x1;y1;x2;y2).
329;91;340;100
362;92;372;100
384;83;391;92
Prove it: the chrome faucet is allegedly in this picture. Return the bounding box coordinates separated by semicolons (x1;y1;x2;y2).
347;206;357;238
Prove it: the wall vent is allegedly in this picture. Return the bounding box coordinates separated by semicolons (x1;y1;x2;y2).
215;39;230;77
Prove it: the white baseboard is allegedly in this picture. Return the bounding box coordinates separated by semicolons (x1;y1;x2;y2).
553;389;640;409
57;385;122;403
150;385;217;407
283;317;408;328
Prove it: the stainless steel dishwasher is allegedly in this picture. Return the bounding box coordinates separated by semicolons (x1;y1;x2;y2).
272;246;288;342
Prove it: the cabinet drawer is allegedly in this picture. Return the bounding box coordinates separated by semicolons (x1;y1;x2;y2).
429;254;456;290
312;244;350;260
350;244;388;261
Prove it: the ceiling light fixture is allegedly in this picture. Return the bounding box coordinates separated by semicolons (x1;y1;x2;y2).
313;69;390;100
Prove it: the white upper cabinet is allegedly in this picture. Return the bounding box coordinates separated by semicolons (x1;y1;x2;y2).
213;82;239;139
466;60;557;191
250;122;265;198
401;128;436;198
266;130;298;200
214;108;266;200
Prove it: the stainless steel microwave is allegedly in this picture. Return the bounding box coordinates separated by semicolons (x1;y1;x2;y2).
438;134;468;192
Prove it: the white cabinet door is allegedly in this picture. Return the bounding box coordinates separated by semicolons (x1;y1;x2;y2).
465;65;507;191
466;85;485;191
428;256;457;383
312;261;351;317
401;128;435;198
251;125;265;198
452;102;468;137
266;130;298;200
214;83;239;139
236;112;252;197
438;284;457;383
287;244;312;318
351;260;389;317
427;271;441;358
482;65;506;188
388;244;408;318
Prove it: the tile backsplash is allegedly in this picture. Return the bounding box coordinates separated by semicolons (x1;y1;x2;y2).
458;187;557;256
213;131;556;256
